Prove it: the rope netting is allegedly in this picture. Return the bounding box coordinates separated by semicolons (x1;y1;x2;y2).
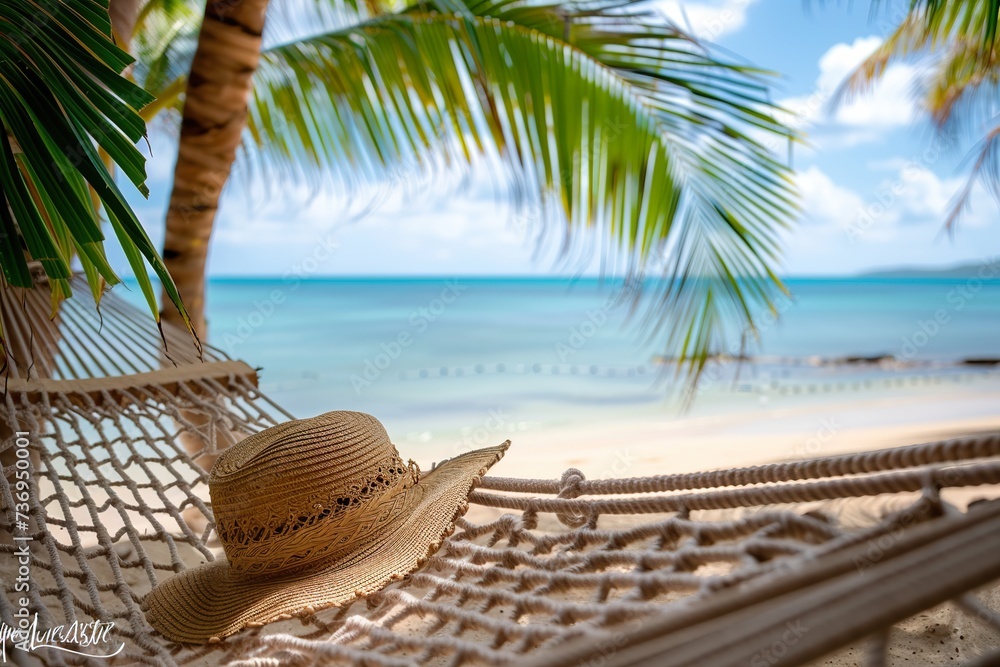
4;383;1000;667
1;275;1000;666
0;373;289;666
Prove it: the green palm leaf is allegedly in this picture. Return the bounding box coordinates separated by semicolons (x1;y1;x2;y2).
131;0;201;113
842;0;1000;232
888;0;1000;63
0;0;197;356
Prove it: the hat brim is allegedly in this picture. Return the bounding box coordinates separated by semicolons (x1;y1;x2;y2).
143;443;508;643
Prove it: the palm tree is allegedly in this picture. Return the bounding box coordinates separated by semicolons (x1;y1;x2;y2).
135;0;799;378
840;0;1000;230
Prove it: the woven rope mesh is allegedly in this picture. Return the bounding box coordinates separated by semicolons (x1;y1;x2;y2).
2;278;1000;666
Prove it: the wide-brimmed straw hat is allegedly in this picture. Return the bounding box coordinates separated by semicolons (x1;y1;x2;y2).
143;411;508;643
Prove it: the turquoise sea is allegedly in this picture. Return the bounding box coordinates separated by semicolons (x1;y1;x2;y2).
128;276;1000;449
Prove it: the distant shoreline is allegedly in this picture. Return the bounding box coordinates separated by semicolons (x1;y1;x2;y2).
859;259;1000;279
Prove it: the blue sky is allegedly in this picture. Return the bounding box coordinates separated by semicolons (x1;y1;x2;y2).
120;0;999;278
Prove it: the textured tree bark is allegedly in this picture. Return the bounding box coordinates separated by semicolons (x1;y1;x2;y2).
160;0;270;338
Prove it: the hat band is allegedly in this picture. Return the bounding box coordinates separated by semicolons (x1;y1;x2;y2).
223;459;421;577
212;452;411;545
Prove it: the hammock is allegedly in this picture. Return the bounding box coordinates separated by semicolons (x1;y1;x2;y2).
2;272;1000;667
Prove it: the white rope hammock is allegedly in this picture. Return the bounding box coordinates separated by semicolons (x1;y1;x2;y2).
2;273;999;666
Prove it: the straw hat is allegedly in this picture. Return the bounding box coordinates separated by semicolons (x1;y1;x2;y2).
143;411;508;643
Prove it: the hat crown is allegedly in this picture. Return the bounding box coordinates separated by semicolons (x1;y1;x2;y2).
210;411;417;575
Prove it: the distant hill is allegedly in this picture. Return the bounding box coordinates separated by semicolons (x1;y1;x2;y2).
860;261;999;279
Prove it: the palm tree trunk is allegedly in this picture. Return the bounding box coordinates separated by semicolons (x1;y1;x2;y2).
160;0;269;338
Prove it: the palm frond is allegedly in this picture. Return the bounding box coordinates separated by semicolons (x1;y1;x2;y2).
836;13;930;101
129;0;393;122
842;0;1000;232
131;0;201;117
0;0;195;351
884;0;1000;63
238;0;796;382
925;36;1000;128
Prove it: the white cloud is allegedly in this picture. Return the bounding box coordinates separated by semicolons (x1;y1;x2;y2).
897;167;956;219
782;161;1000;275
654;0;758;41
205;165;554;276
780;36;918;139
895;167;998;230
812;37;881;94
796;165;871;229
795;159;997;251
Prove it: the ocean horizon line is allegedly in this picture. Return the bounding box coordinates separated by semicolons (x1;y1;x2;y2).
117;273;994;284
